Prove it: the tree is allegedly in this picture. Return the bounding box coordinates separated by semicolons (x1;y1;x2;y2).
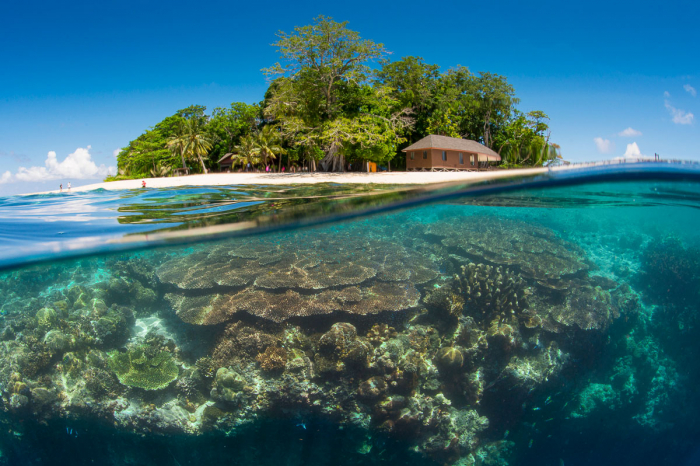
264;15;387;120
263;16;391;171
209;103;261;162
167;119;214;174
229;135;262;169
255;125;286;170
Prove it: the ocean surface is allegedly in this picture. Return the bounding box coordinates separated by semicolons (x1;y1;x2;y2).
1;163;700;465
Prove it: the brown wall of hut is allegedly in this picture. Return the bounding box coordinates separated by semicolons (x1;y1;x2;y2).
405;149;479;170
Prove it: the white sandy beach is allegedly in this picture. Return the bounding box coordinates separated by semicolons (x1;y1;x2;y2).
42;168;551;194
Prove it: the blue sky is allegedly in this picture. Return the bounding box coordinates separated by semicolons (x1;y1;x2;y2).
1;0;698;195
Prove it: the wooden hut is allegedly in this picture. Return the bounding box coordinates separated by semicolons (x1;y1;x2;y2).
402;135;501;171
218;153;235;172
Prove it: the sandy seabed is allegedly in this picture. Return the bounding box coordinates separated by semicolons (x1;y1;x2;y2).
48;168;550;193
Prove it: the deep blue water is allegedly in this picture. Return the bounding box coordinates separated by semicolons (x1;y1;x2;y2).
2;163;700;466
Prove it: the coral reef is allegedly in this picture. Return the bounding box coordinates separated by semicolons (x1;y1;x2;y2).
0;212;693;466
108;345;179;390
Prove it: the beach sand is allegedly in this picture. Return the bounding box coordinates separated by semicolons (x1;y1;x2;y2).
44;168;550;194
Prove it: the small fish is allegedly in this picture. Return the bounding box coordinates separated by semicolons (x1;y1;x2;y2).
296;423;307;430
532;407;541;411
545;396;552;405
528;439;534;448
503;430;509;439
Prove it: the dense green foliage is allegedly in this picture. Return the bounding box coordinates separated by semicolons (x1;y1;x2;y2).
113;16;559;179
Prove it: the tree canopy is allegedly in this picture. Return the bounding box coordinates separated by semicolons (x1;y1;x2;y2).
112;16;560;180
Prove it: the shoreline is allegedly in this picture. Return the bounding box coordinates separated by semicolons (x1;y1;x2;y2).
33;168;550;194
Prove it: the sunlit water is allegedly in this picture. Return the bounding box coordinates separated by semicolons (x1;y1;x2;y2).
1;164;700;465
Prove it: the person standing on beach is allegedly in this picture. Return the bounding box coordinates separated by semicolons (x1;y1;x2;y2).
59;184;62;192
142;180;146;188
67;181;71;191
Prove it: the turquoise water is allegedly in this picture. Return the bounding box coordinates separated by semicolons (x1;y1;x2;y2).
1;164;700;465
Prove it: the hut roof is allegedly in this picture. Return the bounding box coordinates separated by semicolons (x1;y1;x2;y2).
218;153;234;163
402;135;501;161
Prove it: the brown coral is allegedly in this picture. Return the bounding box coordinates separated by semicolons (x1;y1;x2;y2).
256;346;287;372
165;282;420;325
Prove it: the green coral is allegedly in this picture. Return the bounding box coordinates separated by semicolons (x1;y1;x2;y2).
108;346;178;390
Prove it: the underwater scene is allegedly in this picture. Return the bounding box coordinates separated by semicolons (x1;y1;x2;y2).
2;169;700;465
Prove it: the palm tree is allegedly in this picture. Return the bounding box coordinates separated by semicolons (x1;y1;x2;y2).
166;119;214;174
256;126;286;170
182;119;214;174
230;135;262;169
166;123;189;170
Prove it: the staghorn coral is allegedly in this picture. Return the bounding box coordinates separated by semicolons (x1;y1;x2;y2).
107;345;179;390
456;263;528;322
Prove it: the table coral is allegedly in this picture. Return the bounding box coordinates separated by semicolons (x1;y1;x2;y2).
108;345;179;390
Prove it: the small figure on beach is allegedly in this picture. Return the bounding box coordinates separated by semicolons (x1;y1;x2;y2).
59;184;62;192
282;166;285;173
67;182;71;191
246;162;252;172
142;180;146;188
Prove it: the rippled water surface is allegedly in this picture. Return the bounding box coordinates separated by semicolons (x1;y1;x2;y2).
2;164;700;466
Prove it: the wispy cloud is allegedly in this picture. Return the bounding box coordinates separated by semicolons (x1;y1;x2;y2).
664;91;671;98
684;84;697;97
0;171;11;184
13;146;115;182
618;127;642;137
0;150;30;164
665;99;694;125
112;149;121;157
594;137;614;154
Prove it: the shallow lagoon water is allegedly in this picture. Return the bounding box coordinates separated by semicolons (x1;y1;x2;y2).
1;164;700;465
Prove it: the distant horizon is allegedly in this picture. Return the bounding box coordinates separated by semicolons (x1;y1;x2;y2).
1;0;697;195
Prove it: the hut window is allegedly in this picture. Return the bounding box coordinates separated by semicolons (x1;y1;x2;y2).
459;153;464;164
470;155;475;166
410;152;414;160
423;151;427;159
442;151;447;161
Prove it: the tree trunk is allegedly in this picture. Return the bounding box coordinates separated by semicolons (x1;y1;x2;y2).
319;144;345;172
181;152;187;170
198;155;208;174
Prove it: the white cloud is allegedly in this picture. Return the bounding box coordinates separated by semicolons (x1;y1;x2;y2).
14;146;115;182
664;91;671;98
623;142;643;158
619;127;642;137
665;100;694;125
613;142;654;161
684;84;697;97
112;149;120;157
0;171;11;184
594;137;614;154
